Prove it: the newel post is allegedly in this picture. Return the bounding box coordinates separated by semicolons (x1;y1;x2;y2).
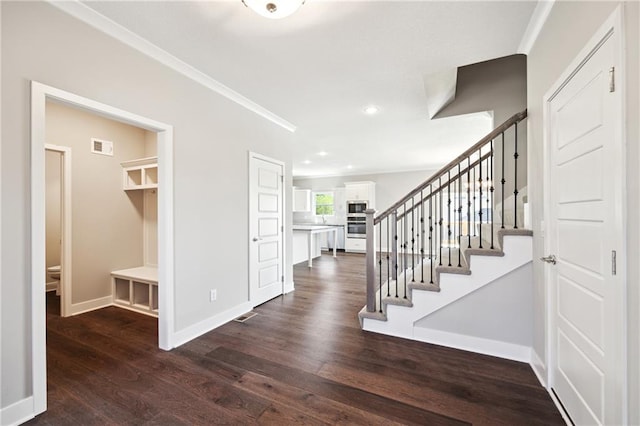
365;208;377;313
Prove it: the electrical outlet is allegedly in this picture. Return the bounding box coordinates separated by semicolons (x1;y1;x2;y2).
209;289;217;302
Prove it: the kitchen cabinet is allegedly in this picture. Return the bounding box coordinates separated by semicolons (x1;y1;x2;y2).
293;188;311;212
345;237;366;253
344;181;375;205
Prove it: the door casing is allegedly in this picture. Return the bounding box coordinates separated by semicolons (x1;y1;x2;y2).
31;82;175;415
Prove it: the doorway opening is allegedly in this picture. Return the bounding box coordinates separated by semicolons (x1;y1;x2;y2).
31;82;175;415
44;145;71;317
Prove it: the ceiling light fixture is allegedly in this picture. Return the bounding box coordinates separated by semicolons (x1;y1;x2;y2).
303;160;311;164
317;151;328;156
364;105;379;115
242;0;306;19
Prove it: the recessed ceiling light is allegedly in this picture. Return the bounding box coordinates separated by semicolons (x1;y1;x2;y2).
317;151;328;156
364;105;379;115
303;160;311;164
347;165;353;169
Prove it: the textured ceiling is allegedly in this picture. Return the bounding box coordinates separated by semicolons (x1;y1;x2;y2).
81;0;537;177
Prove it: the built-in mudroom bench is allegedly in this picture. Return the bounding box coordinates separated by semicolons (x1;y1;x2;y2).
111;266;158;317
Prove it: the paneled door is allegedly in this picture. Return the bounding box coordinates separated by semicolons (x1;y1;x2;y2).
249;153;284;307
545;14;624;425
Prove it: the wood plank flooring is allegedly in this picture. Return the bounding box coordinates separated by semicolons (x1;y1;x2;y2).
28;252;563;425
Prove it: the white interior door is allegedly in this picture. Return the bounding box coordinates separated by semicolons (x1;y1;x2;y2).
545;22;624;425
249;153;284;306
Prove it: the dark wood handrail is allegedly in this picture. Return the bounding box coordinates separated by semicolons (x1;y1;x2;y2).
374;109;527;222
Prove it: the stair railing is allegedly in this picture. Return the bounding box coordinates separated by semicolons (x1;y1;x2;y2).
365;110;527;314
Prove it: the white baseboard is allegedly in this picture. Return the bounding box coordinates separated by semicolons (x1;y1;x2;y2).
68;295;113;316
412;327;533;363
170;301;253;348
0;396;34;426
530;349;547;388
284;281;295;294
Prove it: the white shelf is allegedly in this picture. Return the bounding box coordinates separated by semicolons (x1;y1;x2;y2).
111;266;158;317
121;156;158;191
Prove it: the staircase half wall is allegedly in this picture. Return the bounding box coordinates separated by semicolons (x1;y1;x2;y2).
362;234;533;363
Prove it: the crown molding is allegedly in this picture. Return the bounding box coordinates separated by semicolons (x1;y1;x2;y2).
48;1;297;133
518;0;555;55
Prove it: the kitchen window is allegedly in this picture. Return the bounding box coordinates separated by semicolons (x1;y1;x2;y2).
314;191;335;216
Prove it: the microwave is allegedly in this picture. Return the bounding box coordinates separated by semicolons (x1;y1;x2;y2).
347;201;368;214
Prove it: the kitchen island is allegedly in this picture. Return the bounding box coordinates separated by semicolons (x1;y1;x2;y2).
292;225;339;267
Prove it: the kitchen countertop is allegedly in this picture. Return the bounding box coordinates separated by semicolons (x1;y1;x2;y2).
293;223;345;230
293;224;341;231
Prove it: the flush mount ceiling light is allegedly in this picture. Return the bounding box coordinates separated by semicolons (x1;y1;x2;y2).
317;151;328;156
303;160;311;164
242;0;306;19
363;105;379;115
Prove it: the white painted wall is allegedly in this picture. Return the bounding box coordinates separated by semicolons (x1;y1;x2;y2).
46;101;147;305
1;1;294;413
527;1;639;422
414;263;533;347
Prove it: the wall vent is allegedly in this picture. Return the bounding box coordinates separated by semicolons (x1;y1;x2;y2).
91;138;114;156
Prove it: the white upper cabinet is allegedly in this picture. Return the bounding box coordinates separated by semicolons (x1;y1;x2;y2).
344;181;376;206
293;188;311;212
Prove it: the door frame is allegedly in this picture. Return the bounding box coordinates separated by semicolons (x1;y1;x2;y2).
31;82;176;414
542;5;626;423
248;151;286;307
44;144;72;317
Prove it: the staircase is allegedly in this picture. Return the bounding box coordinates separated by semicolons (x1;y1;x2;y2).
359;110;532;361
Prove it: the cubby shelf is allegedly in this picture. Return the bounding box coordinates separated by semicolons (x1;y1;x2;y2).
111;266;158;317
121;156;158;190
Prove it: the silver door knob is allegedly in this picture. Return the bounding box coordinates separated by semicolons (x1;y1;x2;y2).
540;254;557;265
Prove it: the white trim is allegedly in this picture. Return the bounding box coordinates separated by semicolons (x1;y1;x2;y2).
0;396;35;426
412;328;532;363
66;295;113;317
548;388;574;426
44;144;72;317
47;0;296;134
284;281;295;294
517;1;555;54
542;6;626;424
31;81;48;417
171;302;253;348
0;3;3;418
31;82;177;420
530;349;547;388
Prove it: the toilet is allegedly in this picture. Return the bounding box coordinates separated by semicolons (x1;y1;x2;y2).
47;265;61;281
47;265;61;295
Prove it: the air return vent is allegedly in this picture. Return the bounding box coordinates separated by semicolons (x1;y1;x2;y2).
91;138;113;156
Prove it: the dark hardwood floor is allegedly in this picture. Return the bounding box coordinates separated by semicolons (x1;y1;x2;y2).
28;252;563;425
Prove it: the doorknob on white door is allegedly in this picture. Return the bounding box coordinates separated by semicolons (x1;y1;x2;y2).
540;254;557;265
252;237;262;242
